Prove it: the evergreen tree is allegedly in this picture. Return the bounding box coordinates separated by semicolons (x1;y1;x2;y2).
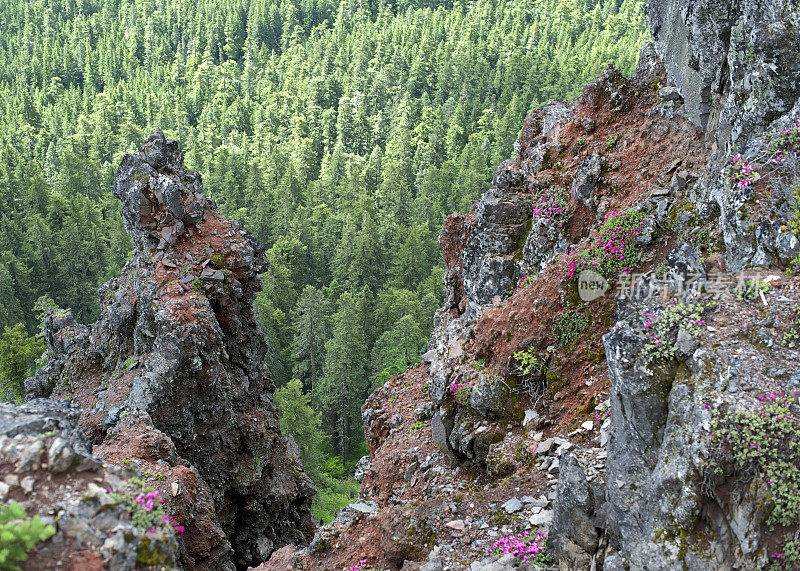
314;290;368;463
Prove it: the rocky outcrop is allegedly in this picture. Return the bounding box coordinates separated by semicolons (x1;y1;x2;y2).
421;0;800;568
25;131;315;568
426;41;710;466
0;399;180;570
648;0;800;269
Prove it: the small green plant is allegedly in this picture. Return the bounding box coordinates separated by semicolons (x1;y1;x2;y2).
640;301;707;363
409;420;426;433
512;348;545;376
0;502;56;571
552;305;589;347
514;440;531;464
654;262;668;279
507;274;536;297
606;133;619;151
209;252;226;269
791;184;800;237
110;478;184;535
783;307;800;346
509;348;549;402
734;278;768;301
788;253;800;276
471;359;486;370
573;137;587;152
190;278;203;293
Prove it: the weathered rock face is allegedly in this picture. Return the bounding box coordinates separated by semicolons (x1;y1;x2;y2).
546;4;800;566
648;0;800;270
26;131;315;568
545;240;800;570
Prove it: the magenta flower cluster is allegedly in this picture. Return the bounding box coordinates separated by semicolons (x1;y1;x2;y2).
594;407;610;421
727;119;799;193
532;188;569;226
348;559;372;571
449;376;475;406
135;490;164;512
729;153;760;189
768;119;800;154
508;274;534;297
558;210;646;280
160;514;185;535
488;530;547;561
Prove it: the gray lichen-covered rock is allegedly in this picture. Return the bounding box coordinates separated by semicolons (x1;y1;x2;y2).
648;0;800;270
0;399;181;570
461;185;530;321
550;454;606;570
25;310;89;399
572;154;605;208
25;132;315;568
599;300;778;570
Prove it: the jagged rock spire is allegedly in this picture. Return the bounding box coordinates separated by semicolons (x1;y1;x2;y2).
114;130;206;252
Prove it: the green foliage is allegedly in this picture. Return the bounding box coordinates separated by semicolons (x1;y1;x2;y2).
209;252;226;269
313;290;370;462
290;286;330;393
783;307;800;346
276;379;328;484
0;324;44;403
640;302;707;364
409;420;426;432
0;501;55;571
370;314;427;386
552;305;589;347
31;296;59;337
606;133;620;151
734;279;768;301
512;348;545;376
791;183;800;236
311;477;360;524
710;395;800;567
